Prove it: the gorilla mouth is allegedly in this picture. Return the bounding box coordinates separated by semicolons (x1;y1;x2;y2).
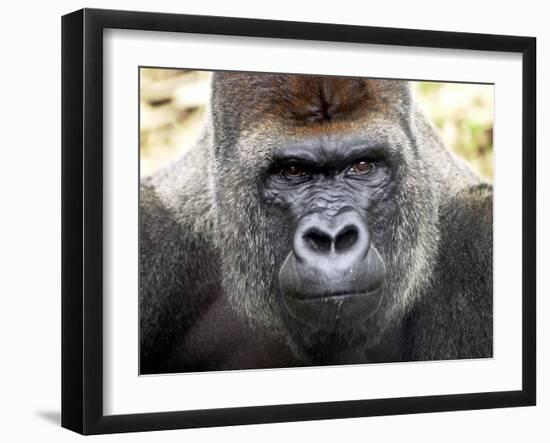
281;286;385;330
279;246;386;299
297;287;383;300
278;246;386;327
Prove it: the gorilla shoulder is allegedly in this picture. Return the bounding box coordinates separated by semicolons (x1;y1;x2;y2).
139;149;223;374
405;183;493;361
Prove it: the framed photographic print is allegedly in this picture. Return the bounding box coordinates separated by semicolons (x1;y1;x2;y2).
61;8;536;435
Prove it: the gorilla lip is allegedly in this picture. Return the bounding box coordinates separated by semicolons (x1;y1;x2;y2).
281;285;384;328
294;286;383;301
278;245;386;301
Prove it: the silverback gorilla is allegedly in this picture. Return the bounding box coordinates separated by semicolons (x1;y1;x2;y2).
140;73;493;374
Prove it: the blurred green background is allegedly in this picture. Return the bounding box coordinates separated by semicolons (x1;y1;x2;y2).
412;81;493;180
140;69;493;181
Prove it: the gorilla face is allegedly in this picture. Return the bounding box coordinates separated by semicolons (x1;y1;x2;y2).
211;73;439;359
263;134;390;331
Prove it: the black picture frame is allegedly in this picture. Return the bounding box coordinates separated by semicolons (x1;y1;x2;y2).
61;8;536;435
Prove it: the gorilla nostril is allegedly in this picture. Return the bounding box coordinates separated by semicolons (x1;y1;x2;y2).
303;229;332;254
334;226;359;253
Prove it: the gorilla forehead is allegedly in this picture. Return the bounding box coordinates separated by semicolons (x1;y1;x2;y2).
211;72;412;130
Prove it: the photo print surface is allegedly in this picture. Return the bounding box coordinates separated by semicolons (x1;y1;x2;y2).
139;69;493;375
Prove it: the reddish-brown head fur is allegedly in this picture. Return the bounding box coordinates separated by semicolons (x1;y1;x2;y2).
211;72;409;137
212;72;408;142
273;76;369;123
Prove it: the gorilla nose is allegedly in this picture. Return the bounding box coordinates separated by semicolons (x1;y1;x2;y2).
294;211;370;266
303;225;359;254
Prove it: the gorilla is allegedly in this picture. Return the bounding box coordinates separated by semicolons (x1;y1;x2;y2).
140;73;492;374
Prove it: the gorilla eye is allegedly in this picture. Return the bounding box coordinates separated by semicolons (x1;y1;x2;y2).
280;164;307;178
351;160;374;174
